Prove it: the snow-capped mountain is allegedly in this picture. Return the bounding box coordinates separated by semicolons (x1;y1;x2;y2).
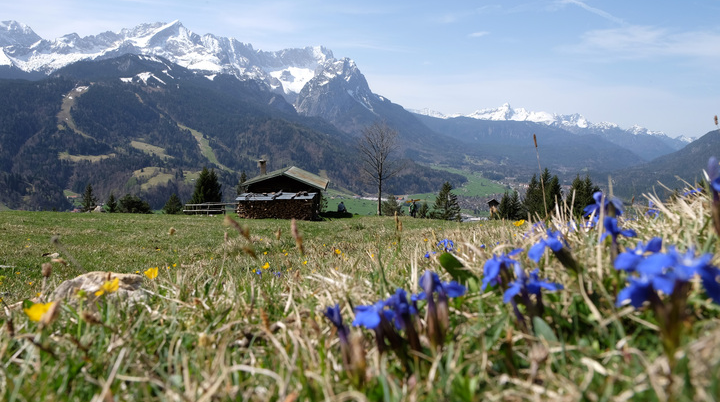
0;20;333;104
412;103;693;147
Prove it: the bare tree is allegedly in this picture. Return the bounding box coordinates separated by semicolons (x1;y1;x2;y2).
357;121;405;216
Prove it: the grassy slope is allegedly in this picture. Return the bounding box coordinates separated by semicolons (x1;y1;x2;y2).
327;166;508;216
1;190;719;400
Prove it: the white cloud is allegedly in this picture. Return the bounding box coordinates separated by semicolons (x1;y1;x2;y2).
560;25;720;60
556;0;625;25
468;31;489;38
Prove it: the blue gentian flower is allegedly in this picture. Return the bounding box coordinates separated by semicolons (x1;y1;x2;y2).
384;288;417;330
418;271;466;299
528;230;565;263
617;246;720;306
324;304;350;342
646;201;660;218
601;216;636;242
682;188;702;197
584;191;624;217
352;300;388;329
616;275;653;308
437;239;454;252
482;249;522;291
503;266;563;303
614;237;662;272
709;157;720;192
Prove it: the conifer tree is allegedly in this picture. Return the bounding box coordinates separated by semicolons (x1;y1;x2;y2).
568;174;600;217
163;193;183;214
190;167;222;204
381;194;403;216
81;184;97;212
432;182;462;221
105;192;117;213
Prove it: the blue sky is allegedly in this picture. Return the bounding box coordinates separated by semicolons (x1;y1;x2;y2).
6;0;720;138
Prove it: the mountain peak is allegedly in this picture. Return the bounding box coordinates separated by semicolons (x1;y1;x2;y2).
0;20;42;47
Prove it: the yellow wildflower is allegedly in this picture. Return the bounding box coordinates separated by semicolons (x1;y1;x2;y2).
172;263;177;267
262;262;270;269
144;267;159;279
24;302;55;322
513;219;526;227
302;260;308;265
95;277;119;297
335;249;341;255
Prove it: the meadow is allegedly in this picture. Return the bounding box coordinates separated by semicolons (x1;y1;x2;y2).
1;182;719;401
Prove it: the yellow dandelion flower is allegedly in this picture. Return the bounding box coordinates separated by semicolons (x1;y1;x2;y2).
335;249;341;255
24;302;54;322
144;267;159;279
135;270;140;274
424;238;428;242
172;263;177;267
513;219;526;227
262;262;270;269
303;260;308;265
95;277;119;297
263;251;268;255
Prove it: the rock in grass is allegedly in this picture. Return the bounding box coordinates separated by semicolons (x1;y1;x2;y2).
52;271;144;304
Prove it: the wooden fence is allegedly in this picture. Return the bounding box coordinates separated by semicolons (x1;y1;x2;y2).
183;202;235;215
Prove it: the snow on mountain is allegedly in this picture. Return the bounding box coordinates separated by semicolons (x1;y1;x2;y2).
0;20;333;103
412;103;691;142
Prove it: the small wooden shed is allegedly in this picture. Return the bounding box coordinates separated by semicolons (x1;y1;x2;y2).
236;165;329;220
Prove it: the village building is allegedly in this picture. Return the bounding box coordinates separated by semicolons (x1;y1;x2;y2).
235;160;329;220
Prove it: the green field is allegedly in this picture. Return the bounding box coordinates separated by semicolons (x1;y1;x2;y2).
327;166;509;216
1;189;719;400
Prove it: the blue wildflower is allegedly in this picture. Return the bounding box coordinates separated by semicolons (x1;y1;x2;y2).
324;304;350;343
528;230;565;263
352;300;387;329
616;275;653;308
503;266;563;303
584;191;624;217
482;249;522;291
614;237;662;272
601;216;637;242
437;239;454;252
384;288;421;351
646;200;660;218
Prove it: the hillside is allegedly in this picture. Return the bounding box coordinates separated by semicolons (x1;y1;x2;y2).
610;129;720;199
0;55;465;210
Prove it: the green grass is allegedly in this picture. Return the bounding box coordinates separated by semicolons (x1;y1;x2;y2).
1;189;719;400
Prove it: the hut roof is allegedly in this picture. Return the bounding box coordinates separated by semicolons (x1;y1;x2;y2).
243;166;329;191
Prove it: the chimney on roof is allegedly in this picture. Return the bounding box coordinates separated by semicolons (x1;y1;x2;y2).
258;159;267;175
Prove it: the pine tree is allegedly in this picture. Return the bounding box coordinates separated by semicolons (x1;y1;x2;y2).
432;182;462;221
81;184;97;212
190;167;222;204
509;190;525;220
118;194;152;214
497;191;511;220
546;174;562;213
498;190;525;220
524;169;562;219
105;192;117;213
568;174;600;217
236;170;248;195
417;202;429;219
523;174;544;218
163;193;183;214
381;194;403;216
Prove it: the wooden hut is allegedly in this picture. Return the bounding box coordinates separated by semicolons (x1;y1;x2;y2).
236;163;329;220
